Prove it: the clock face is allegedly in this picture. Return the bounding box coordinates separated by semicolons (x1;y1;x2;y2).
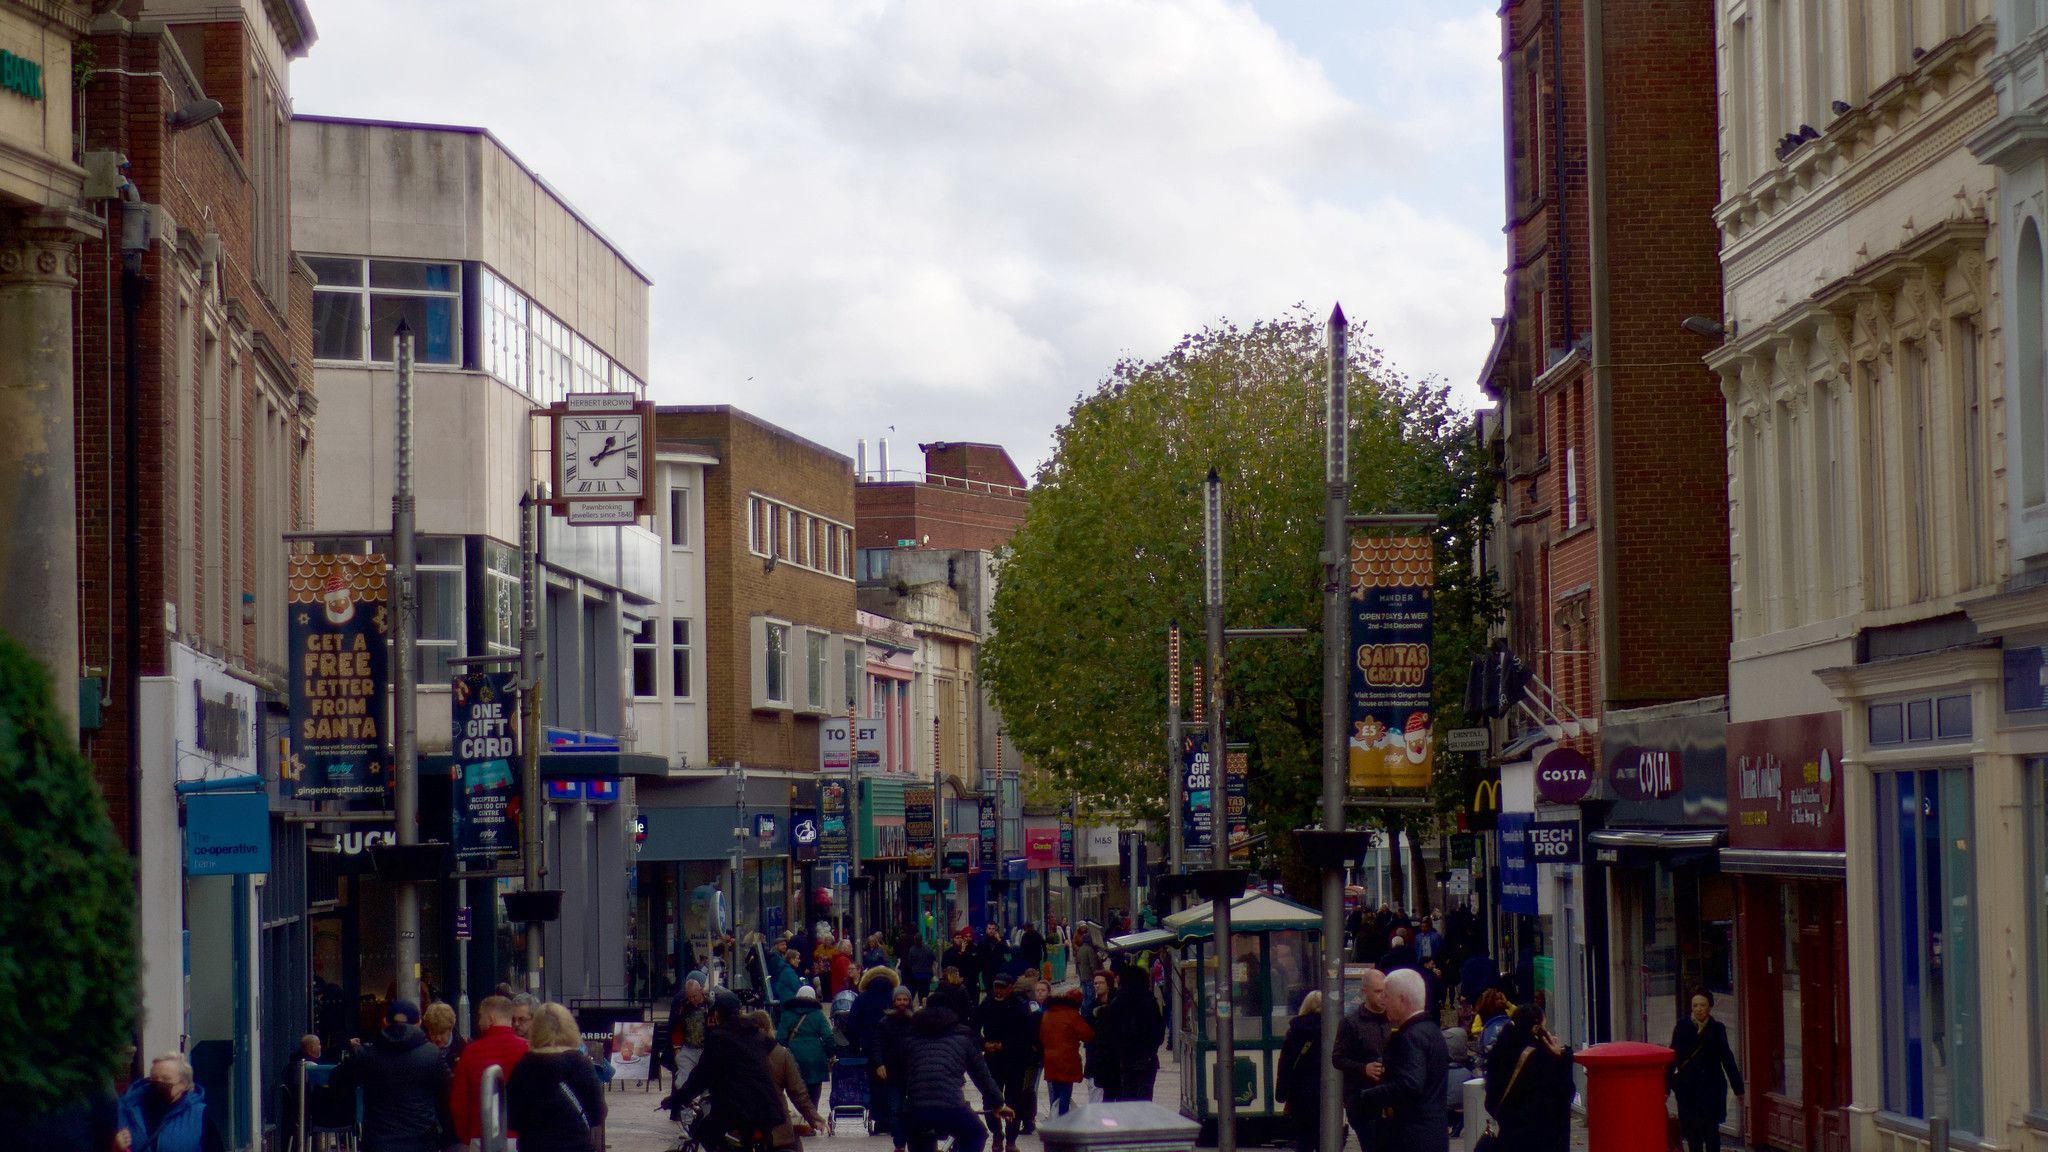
559;414;642;497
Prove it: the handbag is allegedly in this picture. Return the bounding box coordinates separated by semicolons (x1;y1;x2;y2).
1472;1045;1538;1151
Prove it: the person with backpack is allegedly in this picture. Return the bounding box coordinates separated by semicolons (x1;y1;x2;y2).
777;985;839;1110
504;1004;605;1152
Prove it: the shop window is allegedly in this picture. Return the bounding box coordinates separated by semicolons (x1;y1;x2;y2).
2028;760;2048;1111
1775;884;1803;1102
1875;767;1980;1134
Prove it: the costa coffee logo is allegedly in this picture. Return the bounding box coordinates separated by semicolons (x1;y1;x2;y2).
1610;746;1684;801
1535;747;1594;805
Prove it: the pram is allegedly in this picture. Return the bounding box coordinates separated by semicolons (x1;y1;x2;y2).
826;1055;873;1136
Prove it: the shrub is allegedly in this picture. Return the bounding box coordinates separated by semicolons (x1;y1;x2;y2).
0;632;136;1116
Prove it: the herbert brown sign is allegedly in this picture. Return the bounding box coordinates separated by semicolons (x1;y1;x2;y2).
1726;712;1843;853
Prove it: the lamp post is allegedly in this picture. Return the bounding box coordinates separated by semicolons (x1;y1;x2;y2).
1203;467;1238;1152
392;321;421;1007
1319;305;1350;1152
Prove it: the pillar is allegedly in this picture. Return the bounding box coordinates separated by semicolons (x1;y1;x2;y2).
0;211;83;724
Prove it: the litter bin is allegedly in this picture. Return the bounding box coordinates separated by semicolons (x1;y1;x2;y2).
1575;1041;1675;1152
1038;1101;1200;1152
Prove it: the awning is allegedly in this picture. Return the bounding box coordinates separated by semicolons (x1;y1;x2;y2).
1107;928;1176;953
1717;849;1846;878
1162;892;1323;937
1586;828;1723;867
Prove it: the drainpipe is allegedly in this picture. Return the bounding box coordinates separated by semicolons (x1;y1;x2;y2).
1582;0;1619;1044
120;185;147;1079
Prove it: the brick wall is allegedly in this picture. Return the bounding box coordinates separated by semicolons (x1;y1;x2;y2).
73;17;313;846
854;481;1028;553
1490;0;1726;742
658;406;858;773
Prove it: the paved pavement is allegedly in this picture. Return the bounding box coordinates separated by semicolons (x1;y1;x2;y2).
598;1053;1612;1152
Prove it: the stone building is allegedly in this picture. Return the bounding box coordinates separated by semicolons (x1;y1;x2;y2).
1708;4;2005;1149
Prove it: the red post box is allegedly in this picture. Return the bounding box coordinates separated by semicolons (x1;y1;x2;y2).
1575;1041;1675;1152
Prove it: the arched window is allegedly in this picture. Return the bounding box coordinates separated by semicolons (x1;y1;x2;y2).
2018;217;2045;507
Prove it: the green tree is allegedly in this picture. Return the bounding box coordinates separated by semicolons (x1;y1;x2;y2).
985;309;1499;899
0;631;138;1125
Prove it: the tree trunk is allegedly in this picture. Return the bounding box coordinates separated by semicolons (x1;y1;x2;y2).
1407;831;1434;919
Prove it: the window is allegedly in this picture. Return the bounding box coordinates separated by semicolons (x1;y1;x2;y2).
1955;319;1986;588
1804;0;1828;127
1766;1;1789;157
483;544;520;656
1905;343;1935;599
1564;386;1584;529
630;618;657;698
1730;16;1753;188
1813;384;1843;617
2022;221;2047;510
481;269;531;396
671;620;692;699
309;257;461;364
1777;398;1804;625
764;622;789;705
669;487;691;547
1743;416;1766;633
806;630;829;711
1862;359;1891;606
416;537;464;684
844;641;861;712
1875;767;1980;1135
743;493;855;579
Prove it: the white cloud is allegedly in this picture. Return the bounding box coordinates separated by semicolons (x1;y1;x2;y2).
294;0;1503;475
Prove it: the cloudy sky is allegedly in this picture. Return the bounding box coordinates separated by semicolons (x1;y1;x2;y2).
295;1;1504;476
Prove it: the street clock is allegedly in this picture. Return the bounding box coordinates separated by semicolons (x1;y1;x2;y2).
558;411;643;497
548;392;655;524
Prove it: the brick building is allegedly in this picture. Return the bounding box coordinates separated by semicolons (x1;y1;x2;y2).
1476;0;1727;1064
853;439;1028;573
72;2;317;1145
633;405;859;979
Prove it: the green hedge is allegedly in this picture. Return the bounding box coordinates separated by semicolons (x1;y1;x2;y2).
0;632;136;1115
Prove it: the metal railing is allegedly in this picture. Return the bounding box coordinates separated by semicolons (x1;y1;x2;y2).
856;468;1028;498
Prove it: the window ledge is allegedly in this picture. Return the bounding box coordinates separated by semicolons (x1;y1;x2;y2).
1874;1112;1987;1150
1556;519;1596;545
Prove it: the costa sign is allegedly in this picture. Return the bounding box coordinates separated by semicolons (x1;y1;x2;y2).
1535;747;1594;805
1609;746;1683;801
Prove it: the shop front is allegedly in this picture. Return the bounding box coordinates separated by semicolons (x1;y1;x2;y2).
1724;713;1849;1152
859;775;911;943
1595;699;1734;1072
634;772;806;995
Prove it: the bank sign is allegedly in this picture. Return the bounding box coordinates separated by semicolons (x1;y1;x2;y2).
285;555;390;799
0;50;44;102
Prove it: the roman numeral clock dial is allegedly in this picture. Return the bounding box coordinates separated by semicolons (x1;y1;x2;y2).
555;406;646;503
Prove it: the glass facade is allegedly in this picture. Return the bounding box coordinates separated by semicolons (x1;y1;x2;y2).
479;268;646;403
1876;767;1980;1134
309;257;461;364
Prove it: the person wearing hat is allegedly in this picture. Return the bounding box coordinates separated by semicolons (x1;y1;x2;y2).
971;974;1041;1152
664;990;785;1150
776;984;839;1109
333;999;450;1152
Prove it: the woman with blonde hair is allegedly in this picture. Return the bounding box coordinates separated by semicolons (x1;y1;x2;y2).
420;1001;463;1069
505;1003;606;1152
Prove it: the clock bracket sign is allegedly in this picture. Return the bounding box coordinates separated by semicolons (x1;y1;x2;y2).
548;392;655;525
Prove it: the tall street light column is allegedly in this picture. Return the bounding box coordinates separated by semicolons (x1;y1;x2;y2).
1203;468;1237;1152
1319;305;1351;1152
392;322;421;1007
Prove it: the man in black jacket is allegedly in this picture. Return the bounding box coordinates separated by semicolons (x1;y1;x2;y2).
1331;968;1391;1152
333;1001;450;1152
930;965;978;1018
1354;968;1449;1152
978;924;1011;996
664;991;785;1147
901;1003;1009;1152
972;975;1040;1152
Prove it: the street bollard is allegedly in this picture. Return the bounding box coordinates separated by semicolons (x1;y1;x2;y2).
1461;1077;1486;1152
1038;1101;1201;1152
1574;1041;1675;1152
1930;1116;1949;1152
479;1064;508;1152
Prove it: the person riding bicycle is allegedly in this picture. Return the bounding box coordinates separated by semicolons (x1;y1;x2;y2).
900;1001;1011;1152
660;991;786;1151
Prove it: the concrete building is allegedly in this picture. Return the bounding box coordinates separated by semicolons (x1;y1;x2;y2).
633;405;856;991
1708;5;2005;1149
0;0;94;724
1478;0;1729;1079
292;114;660;1009
64;5;318;1148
